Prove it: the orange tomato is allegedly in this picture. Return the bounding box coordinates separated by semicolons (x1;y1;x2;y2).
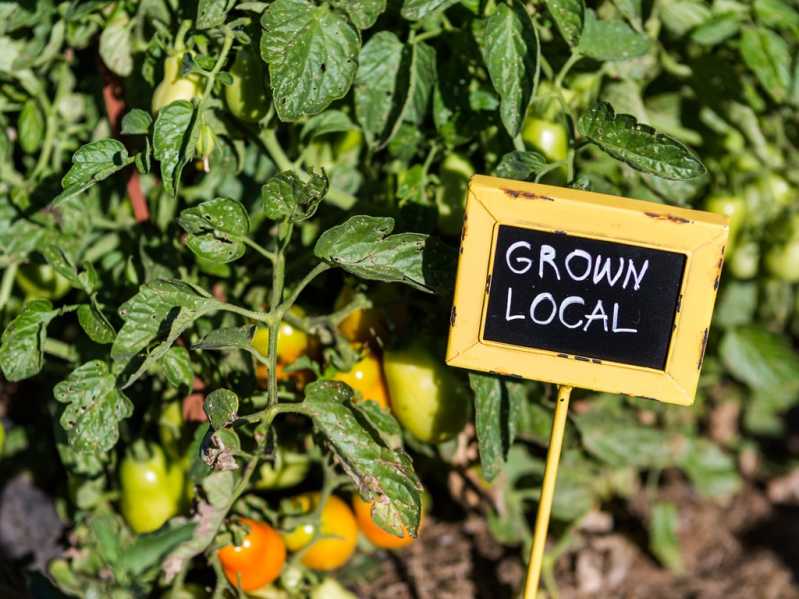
332;349;389;408
352;495;417;549
282;494;358;571
217;518;286;591
364;377;390;410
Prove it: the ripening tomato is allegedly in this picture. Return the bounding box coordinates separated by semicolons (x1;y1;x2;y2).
282;494;358;571
332;349;389;408
436;153;475;236
352;495;416;549
251;309;310;364
255;448;311;490
218;518;286;591
151;53;202;114
335;285;387;344
383;345;469;444
225;46;270;123
522;117;568;163
120;442;184;533
15;264;71;301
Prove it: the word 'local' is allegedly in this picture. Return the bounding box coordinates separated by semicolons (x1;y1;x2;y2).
502;241;649;333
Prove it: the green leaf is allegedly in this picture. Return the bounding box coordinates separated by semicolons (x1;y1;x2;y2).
677;439;741;498
404;41;436;125
178;197;249;264
543;0;585;46
193;325;257;354
163;346;193;389
480;1;539;138
401;0;459;21
740;26;791;103
720;326;799;398
495;150;549;181
302;380;423;536
117;523;197;576
54;360;134;454
111;279;220;375
690;12;740;46
153;100;195;198
649;502;683;573
300;110;356;139
469;373;516;481
77;304;116;345
99;15;133;76
577;101;706;180
204;389;239;430
659;0;710;36
754;0;799;34
120;109;152;135
577;10;650;61
258;170;329;222
18;98;44;154
0;299;57;381
197;0;233;29
331;0;386;29
260;0;360;121
355;31;412;148
62;139;129;189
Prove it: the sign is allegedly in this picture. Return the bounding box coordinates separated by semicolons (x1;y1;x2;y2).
446;176;728;405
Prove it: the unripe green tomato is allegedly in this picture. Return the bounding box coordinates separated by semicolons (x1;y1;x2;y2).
120;442;183;533
436;153;475;236
761;173;792;208
729;240;759;280
383;345;469;444
255;449;310;490
225;47;270;123
310;578;357;599
521;118;568;162
151;55;202;114
703;195;747;247
15;264;72;300
766;239;799;282
195;121;215;160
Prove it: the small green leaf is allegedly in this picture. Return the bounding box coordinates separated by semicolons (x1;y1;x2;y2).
677;439;741;498
544;0;585;46
54;360;134;454
690;12;740;46
740;26;791;103
204;389;239;430
258;170;329;222
577;10;650;61
77;304;116;345
578;101;706;180
495;150;549;181
120;109;152;135
118;523;197;576
0;299;57;381
300;110;356;139
719;326;799;397
62;139;129;189
197;0;233;29
754;0;799;34
355;31;412;148
302;380;423;537
260;0;360;121
401;0;459;21
469;373;515;481
153;100;195;198
193;325;257;354
330;0;386;29
99;15;133;76
649;502;684;573
480;1;539;138
178;197;250;264
404;41;436;125
163;346;193;389
18;98;44;154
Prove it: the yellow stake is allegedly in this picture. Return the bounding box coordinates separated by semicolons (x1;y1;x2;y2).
524;384;573;599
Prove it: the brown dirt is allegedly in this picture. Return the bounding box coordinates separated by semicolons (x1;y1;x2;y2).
354;480;799;599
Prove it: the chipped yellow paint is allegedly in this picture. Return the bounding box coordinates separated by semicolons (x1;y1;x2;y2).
446;175;729;406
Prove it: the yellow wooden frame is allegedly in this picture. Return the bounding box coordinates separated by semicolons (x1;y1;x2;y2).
446;175;728;406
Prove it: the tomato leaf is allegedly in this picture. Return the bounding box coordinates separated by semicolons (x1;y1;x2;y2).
120;109;152;135
178;197;249;264
153;100;195;198
720;326;799;398
18;98;44;154
480;1;539;138
193;325;257;354
300;110;356;139
99;15;133;76
543;0;585;47
676;438;741;498
162;346;193;389
649;502;684;573
577;10;650;61
469;373;517;482
494;150;549;181
117;522;197;577
260;0;360;121
404;41;436;125
61;139;129;189
258;170;329;223
77;304;116;345
196;0;234;30
330;0;386;29
0;299;57;381
577;101;706;180
740;26;791;103
53;360;134;455
401;0;459;21
302;380;423;536
204;389;239;430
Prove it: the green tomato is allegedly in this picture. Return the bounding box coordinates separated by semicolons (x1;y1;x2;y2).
436;153;475;237
383;344;469;444
225;47;270;123
120;442;183;533
310;578;357;599
195;120;215;160
729;240;759;280
15;264;72;300
521;117;568;163
703;195;747;248
151;54;202;114
766;239;799;283
255;449;310;490
761;173;792;208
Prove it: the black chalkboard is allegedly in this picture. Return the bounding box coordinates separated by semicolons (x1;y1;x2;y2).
483;225;687;370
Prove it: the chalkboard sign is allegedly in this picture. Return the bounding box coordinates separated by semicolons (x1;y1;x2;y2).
483;226;686;370
447;176;728;406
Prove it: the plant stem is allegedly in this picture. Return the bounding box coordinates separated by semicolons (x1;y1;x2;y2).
261;128;294;172
32;94;57;181
44;338;78;362
241;236;276;263
0;262;18;312
218;303;272;325
513;134;526;152
555;52;582;89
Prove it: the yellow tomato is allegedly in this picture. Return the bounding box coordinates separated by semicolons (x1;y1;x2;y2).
282;494;358;571
251;309;309;364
